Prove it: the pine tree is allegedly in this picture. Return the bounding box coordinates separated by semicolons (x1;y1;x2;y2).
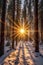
34;0;39;52
12;0;15;49
0;0;6;56
16;0;21;45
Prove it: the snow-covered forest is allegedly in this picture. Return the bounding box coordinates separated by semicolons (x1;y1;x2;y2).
0;0;43;65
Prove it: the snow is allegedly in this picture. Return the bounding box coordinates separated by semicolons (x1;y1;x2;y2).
39;44;43;55
0;50;13;65
0;40;12;65
27;41;43;65
0;41;43;65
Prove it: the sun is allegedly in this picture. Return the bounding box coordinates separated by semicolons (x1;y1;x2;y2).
10;21;29;39
20;28;25;34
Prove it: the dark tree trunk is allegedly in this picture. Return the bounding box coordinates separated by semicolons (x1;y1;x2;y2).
15;0;21;46
34;0;39;52
28;0;32;41
12;0;15;49
40;0;43;43
23;0;28;41
0;0;6;56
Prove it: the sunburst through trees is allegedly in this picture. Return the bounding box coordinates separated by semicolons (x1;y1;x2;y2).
10;21;29;40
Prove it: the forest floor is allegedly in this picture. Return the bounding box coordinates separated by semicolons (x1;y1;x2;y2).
0;41;43;65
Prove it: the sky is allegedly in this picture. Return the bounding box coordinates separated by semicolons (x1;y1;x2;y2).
21;0;24;9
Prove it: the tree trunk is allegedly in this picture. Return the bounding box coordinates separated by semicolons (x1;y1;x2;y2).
34;0;39;52
0;0;6;56
12;0;15;49
16;0;21;46
28;0;32;42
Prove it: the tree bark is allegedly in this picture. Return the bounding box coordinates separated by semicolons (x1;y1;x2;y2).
34;0;39;52
12;0;15;49
0;0;6;56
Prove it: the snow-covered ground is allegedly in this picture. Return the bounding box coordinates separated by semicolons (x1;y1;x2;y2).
26;41;43;65
0;41;43;65
1;41;35;65
39;44;43;55
0;40;12;64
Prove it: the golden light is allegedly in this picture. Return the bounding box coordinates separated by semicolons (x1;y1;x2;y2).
20;28;25;34
10;21;29;39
